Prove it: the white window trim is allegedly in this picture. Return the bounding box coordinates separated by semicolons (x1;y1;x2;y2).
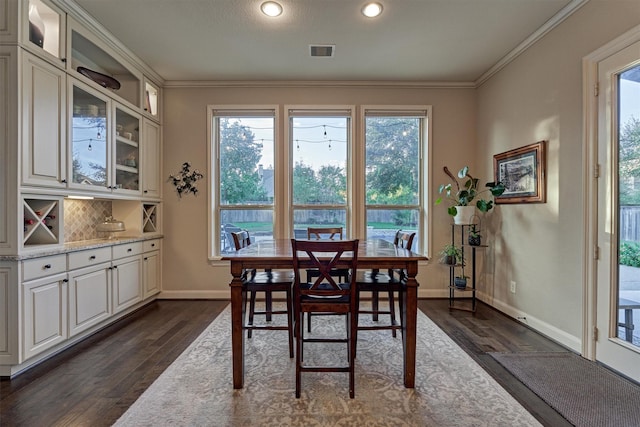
359;105;432;258
207;104;279;260
284;105;355;238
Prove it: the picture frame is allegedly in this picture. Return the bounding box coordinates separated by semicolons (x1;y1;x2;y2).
493;140;546;204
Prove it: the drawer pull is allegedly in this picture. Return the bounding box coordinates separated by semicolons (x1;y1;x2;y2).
151;243;155;247
43;264;51;269
127;248;132;252
62;279;68;283
89;255;96;260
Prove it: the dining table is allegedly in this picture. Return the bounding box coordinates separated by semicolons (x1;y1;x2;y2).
221;238;428;389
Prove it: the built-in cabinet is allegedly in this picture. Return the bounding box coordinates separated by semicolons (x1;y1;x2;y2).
1;237;162;377
67;246;111;337
21;50;66;188
1;0;164;377
21;254;68;359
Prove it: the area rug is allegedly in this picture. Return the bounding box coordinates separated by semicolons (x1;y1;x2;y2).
115;305;541;426
490;351;640;427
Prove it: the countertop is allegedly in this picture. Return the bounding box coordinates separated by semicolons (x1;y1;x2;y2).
0;235;163;261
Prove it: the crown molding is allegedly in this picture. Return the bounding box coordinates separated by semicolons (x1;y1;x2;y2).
475;0;589;87
53;0;165;85
163;80;476;89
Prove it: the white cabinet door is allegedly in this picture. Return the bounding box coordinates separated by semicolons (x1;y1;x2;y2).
68;262;111;337
112;255;142;314
21;51;66;188
22;272;67;360
142;119;161;199
142;250;160;299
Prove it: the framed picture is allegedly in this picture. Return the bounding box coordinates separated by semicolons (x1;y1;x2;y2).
493;140;546;204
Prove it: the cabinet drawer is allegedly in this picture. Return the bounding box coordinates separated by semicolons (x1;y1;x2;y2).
68;247;112;271
112;242;143;259
23;254;67;281
143;239;161;252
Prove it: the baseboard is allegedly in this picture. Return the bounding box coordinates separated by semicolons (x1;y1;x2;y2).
158;290;230;300
479;291;581;353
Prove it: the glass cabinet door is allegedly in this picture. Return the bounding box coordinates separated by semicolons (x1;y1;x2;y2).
70;84;109;189
25;0;66;65
114;106;140;192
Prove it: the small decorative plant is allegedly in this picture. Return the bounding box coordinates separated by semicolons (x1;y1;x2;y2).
435;166;506;217
454;273;469;289
438;243;463;265
468;225;482;246
168;162;204;197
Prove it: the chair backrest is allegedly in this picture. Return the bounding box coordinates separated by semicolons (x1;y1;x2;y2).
307;226;343;240
393;230;416;251
291;239;358;298
231;230;251;250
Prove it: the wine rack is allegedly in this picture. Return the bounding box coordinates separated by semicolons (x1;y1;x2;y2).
23;196;63;247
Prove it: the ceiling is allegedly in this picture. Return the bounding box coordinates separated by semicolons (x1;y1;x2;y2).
72;0;580;84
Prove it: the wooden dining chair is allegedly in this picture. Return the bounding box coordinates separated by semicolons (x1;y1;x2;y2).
291;238;359;398
231;230;294;357
305;226;348;331
356;230;416;338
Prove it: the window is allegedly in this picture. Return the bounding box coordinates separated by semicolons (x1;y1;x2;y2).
209;105;430;258
364;108;426;252
288;108;352;238
210;107;276;254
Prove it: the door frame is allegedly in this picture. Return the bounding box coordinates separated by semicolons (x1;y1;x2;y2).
583;23;640;361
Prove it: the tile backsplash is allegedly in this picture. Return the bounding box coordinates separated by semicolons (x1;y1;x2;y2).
64;199;112;242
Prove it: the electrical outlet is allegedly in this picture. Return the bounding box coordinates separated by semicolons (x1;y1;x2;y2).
510;281;516;293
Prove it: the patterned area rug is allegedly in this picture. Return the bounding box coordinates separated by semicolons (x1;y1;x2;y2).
115;305;541;426
490;352;640;427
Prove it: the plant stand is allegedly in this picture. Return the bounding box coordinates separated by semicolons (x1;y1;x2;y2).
448;223;484;313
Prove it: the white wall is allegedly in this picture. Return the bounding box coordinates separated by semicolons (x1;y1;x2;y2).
477;0;640;351
161;85;477;299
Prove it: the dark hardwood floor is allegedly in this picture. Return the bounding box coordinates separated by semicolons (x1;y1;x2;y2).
0;298;572;426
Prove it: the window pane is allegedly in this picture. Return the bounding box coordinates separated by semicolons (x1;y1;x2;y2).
366;209;420;252
292;209;346;239
219;117;274;206
220;209;274;254
365;117;420;205
292;117;348;205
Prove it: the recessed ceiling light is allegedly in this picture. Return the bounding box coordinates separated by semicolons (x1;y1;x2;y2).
261;1;283;17
362;2;383;18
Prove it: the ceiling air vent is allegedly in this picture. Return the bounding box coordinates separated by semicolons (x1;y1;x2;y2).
309;45;335;58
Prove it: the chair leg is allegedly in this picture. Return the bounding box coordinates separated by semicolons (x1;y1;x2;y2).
372;290;379;321
296;310;303;398
247;291;256;338
307;312;312;333
265;290;273;322
286;288;294;358
389;290;397;338
349;311;356;399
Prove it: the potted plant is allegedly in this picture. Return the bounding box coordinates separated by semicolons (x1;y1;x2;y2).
435;166;506;224
438;244;462;265
468;225;482;246
454;273;469;289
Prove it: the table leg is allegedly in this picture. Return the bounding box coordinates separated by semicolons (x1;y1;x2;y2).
230;264;246;389
403;264;418;388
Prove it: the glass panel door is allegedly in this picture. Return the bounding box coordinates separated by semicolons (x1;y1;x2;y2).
70;84;108;189
596;40;640;382
114;106;140;192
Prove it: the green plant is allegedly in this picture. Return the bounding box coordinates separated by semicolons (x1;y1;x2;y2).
435;166;506;217
620;241;640;267
438;244;463;265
